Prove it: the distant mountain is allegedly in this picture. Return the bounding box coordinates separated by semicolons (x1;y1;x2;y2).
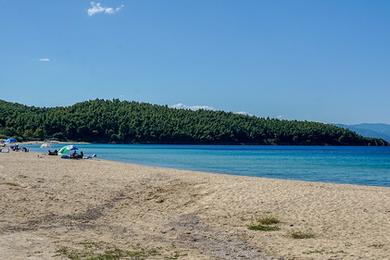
337;123;390;142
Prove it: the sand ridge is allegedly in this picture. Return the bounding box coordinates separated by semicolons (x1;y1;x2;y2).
0;152;389;259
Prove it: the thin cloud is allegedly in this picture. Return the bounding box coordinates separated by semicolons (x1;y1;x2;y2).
87;2;124;16
170;103;217;111
170;103;256;117
39;58;50;62
234;111;253;116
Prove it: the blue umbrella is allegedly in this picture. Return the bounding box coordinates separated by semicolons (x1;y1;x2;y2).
5;138;17;143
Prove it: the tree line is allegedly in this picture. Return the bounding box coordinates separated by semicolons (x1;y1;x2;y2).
0;99;387;146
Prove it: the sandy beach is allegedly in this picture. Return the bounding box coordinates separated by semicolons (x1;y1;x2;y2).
0;152;389;259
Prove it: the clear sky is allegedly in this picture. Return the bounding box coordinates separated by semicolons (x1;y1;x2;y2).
1;0;389;124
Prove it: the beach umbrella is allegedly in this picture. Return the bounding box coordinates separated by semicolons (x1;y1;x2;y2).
58;145;79;156
40;143;51;148
5;138;17;143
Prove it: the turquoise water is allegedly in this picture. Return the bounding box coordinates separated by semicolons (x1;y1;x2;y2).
27;144;390;187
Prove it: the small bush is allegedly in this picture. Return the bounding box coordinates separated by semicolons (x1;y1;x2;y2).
289;230;315;239
257;215;280;225
248;224;280;231
248;214;281;231
55;243;160;260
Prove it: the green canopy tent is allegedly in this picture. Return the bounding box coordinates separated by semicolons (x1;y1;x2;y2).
58;145;79;157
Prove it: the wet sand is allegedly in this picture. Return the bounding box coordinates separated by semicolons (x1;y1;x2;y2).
0;152;389;259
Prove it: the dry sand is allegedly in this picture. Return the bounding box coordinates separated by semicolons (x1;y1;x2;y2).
0;152;389;259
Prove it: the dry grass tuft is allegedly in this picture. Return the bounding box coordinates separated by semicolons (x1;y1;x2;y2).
289;230;315;239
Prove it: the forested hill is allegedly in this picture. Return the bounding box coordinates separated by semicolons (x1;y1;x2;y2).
0;99;387;146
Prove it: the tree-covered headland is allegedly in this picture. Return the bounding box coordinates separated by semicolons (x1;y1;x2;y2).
0;99;387;146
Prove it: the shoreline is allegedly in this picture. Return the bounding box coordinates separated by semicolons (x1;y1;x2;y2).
96;156;390;190
26;147;390;188
18;141;91;145
8;140;390;147
10;151;390;190
1;152;389;259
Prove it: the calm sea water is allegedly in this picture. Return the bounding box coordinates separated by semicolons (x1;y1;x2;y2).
26;144;390;187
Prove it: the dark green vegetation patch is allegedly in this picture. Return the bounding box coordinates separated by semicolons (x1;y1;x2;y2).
0;99;387;145
248;215;281;231
55;241;160;260
248;224;281;231
289;230;316;239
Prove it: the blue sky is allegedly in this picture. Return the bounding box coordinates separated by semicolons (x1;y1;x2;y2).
1;1;389;124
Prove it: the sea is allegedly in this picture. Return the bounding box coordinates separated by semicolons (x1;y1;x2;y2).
26;144;390;187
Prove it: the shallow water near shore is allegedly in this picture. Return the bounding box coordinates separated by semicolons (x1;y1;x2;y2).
26;144;390;187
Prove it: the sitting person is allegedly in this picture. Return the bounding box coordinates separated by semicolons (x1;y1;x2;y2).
70;150;81;159
74;151;85;159
11;145;19;151
48;149;58;155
